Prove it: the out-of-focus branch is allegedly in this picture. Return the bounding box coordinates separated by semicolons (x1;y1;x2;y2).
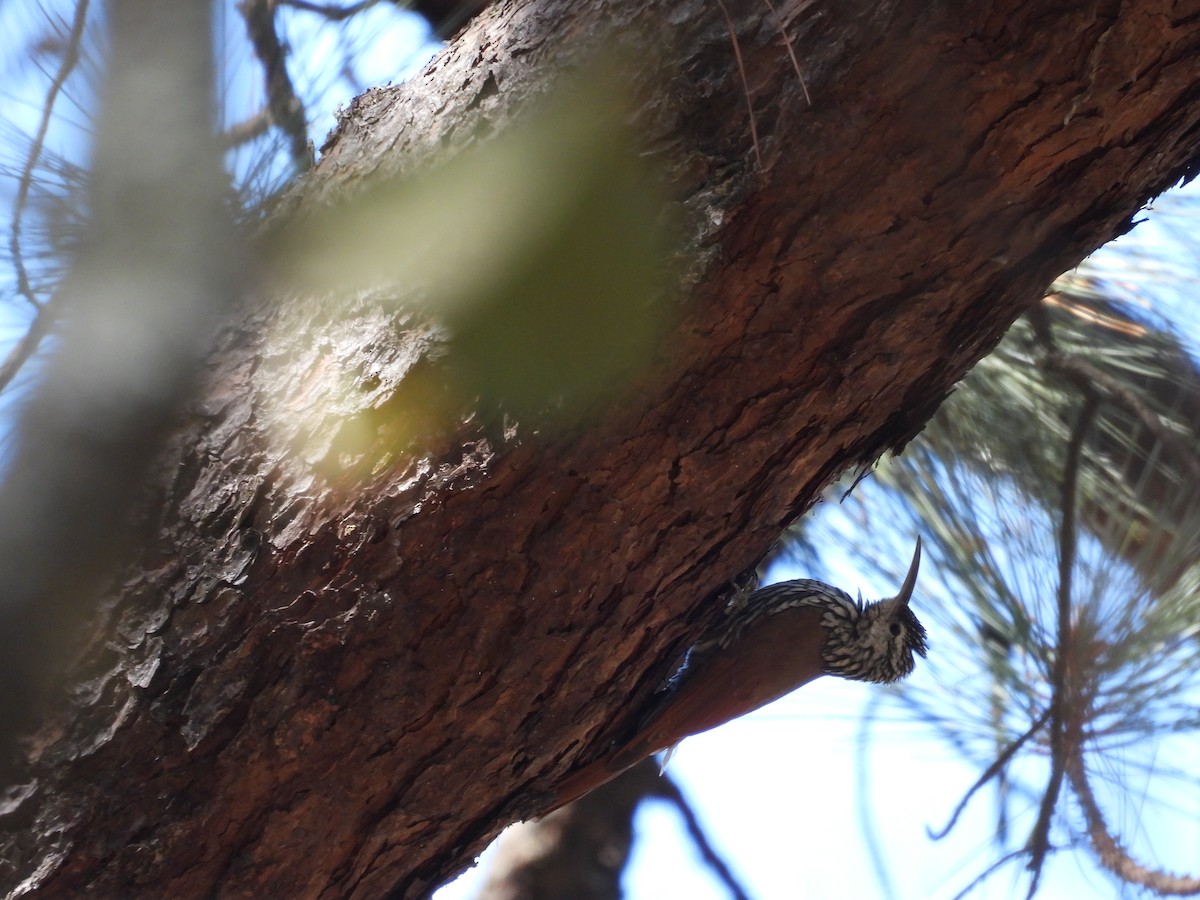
396;0;489;38
279;0;381;20
239;0;312;173
473;760;661;900
928;708;1051;842
651;769;752;900
1033;303;1200;484
222;108;275;149
0;293;61;397
0;0;240;783
1065;741;1200;895
9;0;90;310
1025;390;1099;897
472;759;751;900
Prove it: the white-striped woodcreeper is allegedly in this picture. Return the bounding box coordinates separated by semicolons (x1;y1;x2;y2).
553;538;926;804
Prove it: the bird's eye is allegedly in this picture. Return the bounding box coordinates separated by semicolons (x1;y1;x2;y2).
889;623;902;637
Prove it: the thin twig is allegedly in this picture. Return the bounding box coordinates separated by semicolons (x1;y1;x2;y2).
757;0;811;105
715;0;762;171
0;293;61;397
1024;389;1099;898
10;0;91;309
928;706;1051;841
952;848;1043;900
278;0;379;19
654;771;753;900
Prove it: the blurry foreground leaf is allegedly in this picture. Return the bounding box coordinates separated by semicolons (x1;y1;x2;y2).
270;64;675;443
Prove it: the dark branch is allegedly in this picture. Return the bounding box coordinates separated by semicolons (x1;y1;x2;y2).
952;849;1041;900
1024;389;1099;897
652;768;752;900
238;0;313;173
928;707;1051;841
278;0;380;19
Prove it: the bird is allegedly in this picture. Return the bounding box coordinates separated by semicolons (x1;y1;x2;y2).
551;537;927;807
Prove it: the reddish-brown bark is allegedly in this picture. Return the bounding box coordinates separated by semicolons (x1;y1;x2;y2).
3;0;1200;896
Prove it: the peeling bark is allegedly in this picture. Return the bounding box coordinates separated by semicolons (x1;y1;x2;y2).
3;0;1200;897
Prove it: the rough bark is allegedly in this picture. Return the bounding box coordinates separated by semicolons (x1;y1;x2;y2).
3;0;1200;897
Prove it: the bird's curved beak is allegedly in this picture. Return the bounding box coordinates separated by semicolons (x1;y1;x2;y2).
894;536;921;608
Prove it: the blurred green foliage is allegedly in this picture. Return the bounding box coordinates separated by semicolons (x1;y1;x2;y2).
272;65;676;447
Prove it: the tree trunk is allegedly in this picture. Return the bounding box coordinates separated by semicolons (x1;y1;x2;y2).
4;0;1199;897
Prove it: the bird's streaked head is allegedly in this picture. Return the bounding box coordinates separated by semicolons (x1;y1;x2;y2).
822;537;928;684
